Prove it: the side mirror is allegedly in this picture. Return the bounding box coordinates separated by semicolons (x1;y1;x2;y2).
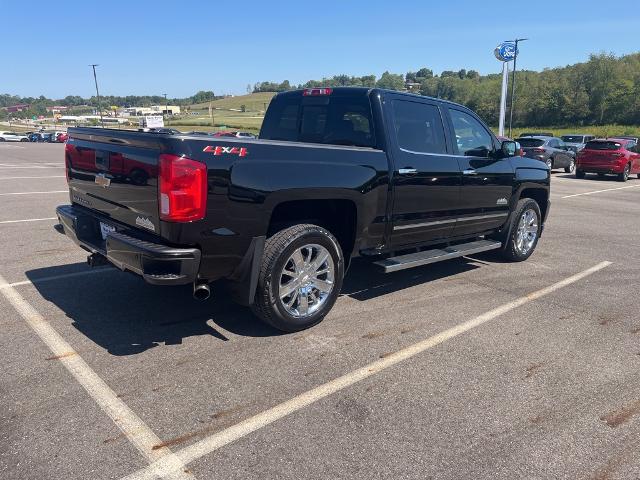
501;140;517;157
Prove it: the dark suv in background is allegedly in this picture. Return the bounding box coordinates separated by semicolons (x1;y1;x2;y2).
518;136;576;172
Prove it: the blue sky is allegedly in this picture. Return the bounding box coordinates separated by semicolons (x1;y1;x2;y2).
3;0;639;98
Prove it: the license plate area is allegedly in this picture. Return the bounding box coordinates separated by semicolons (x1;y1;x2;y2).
99;221;116;240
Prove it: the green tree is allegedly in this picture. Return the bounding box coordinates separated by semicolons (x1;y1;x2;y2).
585;53;618;124
416;67;433;79
190;91;216;104
376;71;405;90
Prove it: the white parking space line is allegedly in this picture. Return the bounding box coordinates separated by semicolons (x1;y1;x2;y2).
0;217;57;224
0;176;65;180
0;163;62;167
0;268;113;290
562;184;640;198
0;165;64;172
0;273;193;480
122;261;612;480
0;190;67;196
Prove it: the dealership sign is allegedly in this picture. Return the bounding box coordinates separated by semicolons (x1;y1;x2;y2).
494;42;518;62
140;115;164;128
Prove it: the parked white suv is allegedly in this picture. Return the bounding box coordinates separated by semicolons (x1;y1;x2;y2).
0;131;29;142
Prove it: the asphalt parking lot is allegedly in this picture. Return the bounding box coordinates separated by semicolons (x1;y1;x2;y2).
1;142;640;480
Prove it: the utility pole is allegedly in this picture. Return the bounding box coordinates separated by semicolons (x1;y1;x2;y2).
89;64;104;127
507;38;528;138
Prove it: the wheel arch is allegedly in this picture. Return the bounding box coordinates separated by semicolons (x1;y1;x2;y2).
268;198;358;266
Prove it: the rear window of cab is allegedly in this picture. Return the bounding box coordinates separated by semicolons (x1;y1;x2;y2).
260;95;376;148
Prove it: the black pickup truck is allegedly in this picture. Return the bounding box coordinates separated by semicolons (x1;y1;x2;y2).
56;87;550;332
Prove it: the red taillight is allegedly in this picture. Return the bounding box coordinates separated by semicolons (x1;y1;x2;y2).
159;154;207;222
303;88;333;96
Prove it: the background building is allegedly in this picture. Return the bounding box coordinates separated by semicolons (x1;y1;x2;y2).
121;105;181;116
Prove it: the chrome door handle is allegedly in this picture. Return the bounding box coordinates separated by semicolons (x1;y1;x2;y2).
398;168;418;175
462;169;478;175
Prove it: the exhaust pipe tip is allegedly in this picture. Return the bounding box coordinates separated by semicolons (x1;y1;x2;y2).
87;253;108;268
193;282;211;301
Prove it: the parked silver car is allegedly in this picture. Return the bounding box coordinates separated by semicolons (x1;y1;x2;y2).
560;134;596;153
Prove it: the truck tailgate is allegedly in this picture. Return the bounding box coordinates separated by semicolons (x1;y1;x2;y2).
65;130;163;234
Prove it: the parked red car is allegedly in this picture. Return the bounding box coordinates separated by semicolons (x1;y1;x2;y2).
56;132;69;143
576;138;640;181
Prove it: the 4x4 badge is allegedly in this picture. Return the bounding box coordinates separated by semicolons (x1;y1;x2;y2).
496;198;508;205
203;145;248;157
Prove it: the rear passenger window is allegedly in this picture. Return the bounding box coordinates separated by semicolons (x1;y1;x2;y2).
449;109;494;156
391;100;447;154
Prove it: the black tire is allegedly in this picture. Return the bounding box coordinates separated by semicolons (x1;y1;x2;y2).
20;138;29;142
0;138;5;142
252;224;344;332
617;164;630;182
575;169;585;179
500;198;542;262
565;159;576;173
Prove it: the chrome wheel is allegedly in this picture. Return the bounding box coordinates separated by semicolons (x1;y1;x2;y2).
278;244;335;318
515;208;538;256
567;160;575;173
546;158;553;169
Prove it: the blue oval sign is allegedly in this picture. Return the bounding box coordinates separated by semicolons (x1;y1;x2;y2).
494;42;517;62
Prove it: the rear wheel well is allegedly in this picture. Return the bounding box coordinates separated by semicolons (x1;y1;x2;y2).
519;188;548;220
269;199;357;261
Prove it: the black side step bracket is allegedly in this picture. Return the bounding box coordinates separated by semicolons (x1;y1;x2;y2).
374;240;501;273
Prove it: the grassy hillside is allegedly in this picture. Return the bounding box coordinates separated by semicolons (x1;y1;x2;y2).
189;92;275;112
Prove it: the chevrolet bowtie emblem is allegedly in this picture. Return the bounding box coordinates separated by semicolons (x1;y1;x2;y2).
95;173;111;188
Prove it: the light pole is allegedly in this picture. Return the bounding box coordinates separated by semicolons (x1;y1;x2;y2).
163;93;168;124
89;64;104;127
506;38;528;137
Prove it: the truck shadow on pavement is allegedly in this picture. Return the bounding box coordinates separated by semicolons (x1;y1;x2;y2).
341;257;479;301
26;257;481;356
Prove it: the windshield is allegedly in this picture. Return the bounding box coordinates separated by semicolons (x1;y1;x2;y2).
585;141;621;150
518;138;545;147
561;135;585;143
